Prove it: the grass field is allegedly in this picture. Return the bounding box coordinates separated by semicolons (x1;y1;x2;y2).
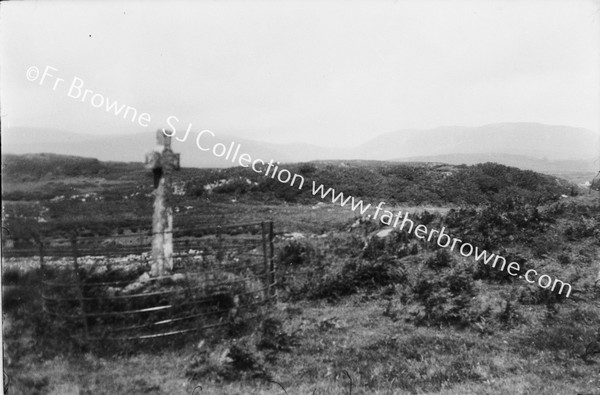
3;294;600;394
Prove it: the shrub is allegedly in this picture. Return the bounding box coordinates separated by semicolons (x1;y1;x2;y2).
410;243;419;255
472;252;525;283
404;264;479;327
361;230;412;261
564;218;598;241
517;284;568;306
416;210;437;226
531;236;558;258
186;336;269;383
257;317;294;352
256;316;297;363
308;256;406;300
298;162;317;176
557;253;571;266
362;236;387;261
425;250;452;271
276;239;317;266
188;185;205;197
212;177;253;195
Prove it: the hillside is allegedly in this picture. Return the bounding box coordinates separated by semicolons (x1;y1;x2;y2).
1;153;144;182
2;154;576;205
2;153;577;240
4;154;600;395
3;154;600;395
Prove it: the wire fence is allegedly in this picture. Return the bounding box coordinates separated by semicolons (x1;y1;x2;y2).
3;221;276;347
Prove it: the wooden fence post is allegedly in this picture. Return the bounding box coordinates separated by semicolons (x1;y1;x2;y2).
71;233;90;346
217;225;223;264
268;221;275;299
38;238;45;272
261;222;270;301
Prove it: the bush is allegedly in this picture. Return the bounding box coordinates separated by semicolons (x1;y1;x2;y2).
186;336;270;383
298;162;317;176
410;243;419;255
472;252;525;283
557;253;571;266
308;256;406;300
256;316;297;363
564;218;598;241
404;264;479;327
212;177;253;195
361;229;411;261
416;210;437;226
362;236;387;261
531;236;558;258
425;250;452;271
188;185;205;197
276;239;317;266
517;284;568;306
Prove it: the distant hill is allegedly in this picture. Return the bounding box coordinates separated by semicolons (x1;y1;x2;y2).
1;153;143;183
2;127;304;168
3;123;598;174
2;153;105;179
357;123;599;161
393;153;597;174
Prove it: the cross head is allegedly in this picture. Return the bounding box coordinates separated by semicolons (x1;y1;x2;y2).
145;129;180;187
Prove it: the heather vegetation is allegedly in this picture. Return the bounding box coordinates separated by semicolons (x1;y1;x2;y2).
3;154;571;206
2;154;573;241
2;153;600;394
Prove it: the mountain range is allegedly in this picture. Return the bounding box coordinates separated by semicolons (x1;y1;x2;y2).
3;123;598;175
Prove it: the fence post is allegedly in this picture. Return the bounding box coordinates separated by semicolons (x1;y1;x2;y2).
139;233;143;258
260;222;270;301
268;221;275;299
71;233;90;346
38;238;45;272
38;237;48;321
217;225;223;264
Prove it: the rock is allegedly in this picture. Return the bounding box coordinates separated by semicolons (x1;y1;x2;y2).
282;232;305;240
138;272;151;282
121;272;151;294
172;273;185;282
375;228;394;238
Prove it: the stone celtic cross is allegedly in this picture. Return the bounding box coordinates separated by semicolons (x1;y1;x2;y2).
145;129;180;277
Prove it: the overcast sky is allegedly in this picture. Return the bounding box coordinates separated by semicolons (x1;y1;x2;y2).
1;0;599;148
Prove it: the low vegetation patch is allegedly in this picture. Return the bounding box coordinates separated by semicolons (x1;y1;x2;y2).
3;154;600;394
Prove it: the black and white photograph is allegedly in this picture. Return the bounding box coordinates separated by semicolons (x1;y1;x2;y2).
1;1;600;394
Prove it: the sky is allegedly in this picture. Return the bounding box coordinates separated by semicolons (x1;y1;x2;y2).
1;0;599;148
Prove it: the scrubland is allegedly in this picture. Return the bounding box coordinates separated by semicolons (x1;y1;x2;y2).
2;154;599;394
